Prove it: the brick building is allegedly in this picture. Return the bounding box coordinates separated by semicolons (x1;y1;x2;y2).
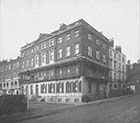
0;57;21;95
109;40;127;93
19;19;110;102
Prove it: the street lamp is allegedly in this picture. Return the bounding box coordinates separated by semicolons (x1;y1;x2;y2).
26;70;30;111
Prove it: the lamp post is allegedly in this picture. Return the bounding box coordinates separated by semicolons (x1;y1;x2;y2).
26;70;30;111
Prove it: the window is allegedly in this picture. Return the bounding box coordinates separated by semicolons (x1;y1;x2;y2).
103;54;106;63
31;48;34;54
30;85;33;94
114;73;116;81
49;50;54;63
96;50;100;60
67;68;70;74
109;50;112;57
66;47;70;57
75;43;79;55
119;55;121;61
48;83;55;93
49;38;55;47
109;59;112;68
88;34;92;40
119;63;121;70
59;69;62;75
88;46;92;57
58;37;62;43
35;55;39;67
103;44;106;50
66;34;70;41
114;84;117;88
34;45;39;52
119;72;121;79
74;30;79;37
114;61;116;69
31;58;34;66
58;49;62;59
22;61;25;69
41;42;46;49
41;53;46;65
57;83;64;93
41;84;47;93
11;82;13;86
122;57;125;63
96;39;100;45
26;60;29;67
9;64;11;70
114;53;116;59
16;62;19;68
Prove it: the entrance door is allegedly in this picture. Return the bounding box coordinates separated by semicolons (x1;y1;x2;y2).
35;84;39;96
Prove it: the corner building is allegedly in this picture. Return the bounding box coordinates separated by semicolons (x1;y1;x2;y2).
19;19;110;102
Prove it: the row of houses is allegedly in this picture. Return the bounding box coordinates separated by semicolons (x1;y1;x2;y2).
0;19;127;102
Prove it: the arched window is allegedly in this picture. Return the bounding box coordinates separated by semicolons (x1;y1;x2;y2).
66;82;70;93
79;81;81;92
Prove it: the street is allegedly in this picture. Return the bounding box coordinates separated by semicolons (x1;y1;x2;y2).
17;94;140;123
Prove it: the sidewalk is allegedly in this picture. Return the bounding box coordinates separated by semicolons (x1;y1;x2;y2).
0;95;131;123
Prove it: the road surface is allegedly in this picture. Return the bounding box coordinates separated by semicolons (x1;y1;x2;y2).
18;94;140;123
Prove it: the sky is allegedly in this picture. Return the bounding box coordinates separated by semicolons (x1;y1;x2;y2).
0;0;139;63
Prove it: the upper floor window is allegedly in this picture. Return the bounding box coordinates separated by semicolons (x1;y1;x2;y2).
103;54;106;63
96;50;100;60
88;46;92;57
109;50;112;57
35;55;39;67
88;34;92;41
9;64;11;70
49;50;54;63
66;47;70;57
31;48;34;54
16;62;19;68
49;38;55;47
26;60;29;67
66;34;70;41
41;53;46;65
31;58;34;66
58;49;62;59
114;61;116;69
119;63;121;70
96;39;100;45
103;44;106;50
22;61;25;69
41;42;46;49
74;30;80;37
114;53;116;59
34;45;39;52
122;57;125;63
75;43;79;55
119;55;121;61
58;37;62;44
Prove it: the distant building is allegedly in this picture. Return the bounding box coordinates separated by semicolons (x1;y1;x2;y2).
19;19;110;102
127;59;140;93
0;57;21;95
109;39;127;92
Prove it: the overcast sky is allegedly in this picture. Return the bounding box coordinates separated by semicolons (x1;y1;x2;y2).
0;0;139;63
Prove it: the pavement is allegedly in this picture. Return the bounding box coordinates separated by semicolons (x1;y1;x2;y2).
0;94;140;123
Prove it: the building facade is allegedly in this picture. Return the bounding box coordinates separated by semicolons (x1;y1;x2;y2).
19;19;110;102
0;57;21;95
127;59;140;94
109;41;127;92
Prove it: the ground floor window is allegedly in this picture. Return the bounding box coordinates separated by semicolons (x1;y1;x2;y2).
48;83;55;93
41;84;47;93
